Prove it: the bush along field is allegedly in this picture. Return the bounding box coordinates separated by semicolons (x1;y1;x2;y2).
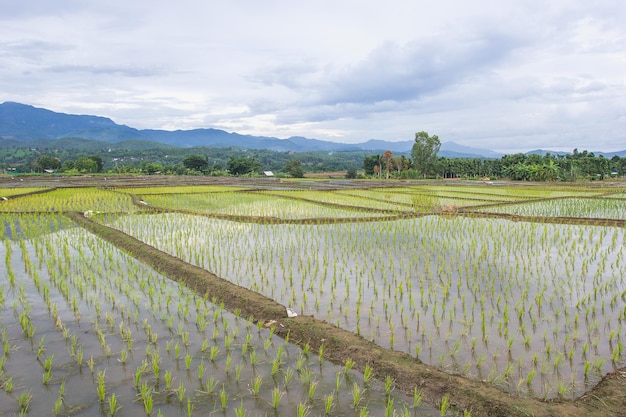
1;178;625;417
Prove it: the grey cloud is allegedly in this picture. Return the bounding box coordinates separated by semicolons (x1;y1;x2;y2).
0;40;72;61
251;32;523;123
45;64;164;78
0;1;86;19
281;31;525;109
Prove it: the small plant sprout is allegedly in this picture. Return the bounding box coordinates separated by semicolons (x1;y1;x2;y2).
296;402;310;417
220;385;228;410
251;375;262;397
108;393;120;416
384;375;395;395
351;382;363;408
18;390;32;413
344;357;355;375
119;348;128;365
324;393;334;415
235;362;244;383
335;371;343;391
186;397;194;417
440;394;450;417
177;380;186;403
141;383;153;415
87;355;95;374
284;366;295;388
164;369;174;391
197;359;205;380
308;380;318;401
205;377;219;395
271;387;284;409
97;371;106;403
234;400;248;417
42;368;52;384
209;345;220;361
363;363;373;386
413;387;423;408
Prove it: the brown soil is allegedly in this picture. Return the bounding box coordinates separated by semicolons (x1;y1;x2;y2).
64;207;626;417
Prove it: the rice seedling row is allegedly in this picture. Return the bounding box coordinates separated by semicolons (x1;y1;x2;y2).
332;190;492;211
141;191;389;219
0;188;49;198
258;190;411;213
382;187;538;203
0;213;438;416
112;185;246;195
107;212;626;399
475;197;626;220
0;188;137;213
420;185;610;199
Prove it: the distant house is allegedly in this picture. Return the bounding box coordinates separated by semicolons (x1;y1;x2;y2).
263;171;274;177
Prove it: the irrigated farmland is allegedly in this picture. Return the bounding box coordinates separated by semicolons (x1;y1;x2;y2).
1;177;625;417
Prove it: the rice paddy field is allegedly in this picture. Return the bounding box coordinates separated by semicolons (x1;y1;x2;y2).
1;176;625;417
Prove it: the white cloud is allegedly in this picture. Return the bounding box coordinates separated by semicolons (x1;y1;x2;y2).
1;0;625;153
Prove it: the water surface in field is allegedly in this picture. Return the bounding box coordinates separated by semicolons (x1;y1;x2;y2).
0;225;441;416
108;213;626;398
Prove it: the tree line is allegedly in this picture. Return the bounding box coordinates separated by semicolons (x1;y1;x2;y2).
363;132;626;181
2;133;625;181
1;146;366;176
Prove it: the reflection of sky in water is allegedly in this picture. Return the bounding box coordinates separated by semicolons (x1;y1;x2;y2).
112;213;626;398
0;229;440;417
1;214;72;240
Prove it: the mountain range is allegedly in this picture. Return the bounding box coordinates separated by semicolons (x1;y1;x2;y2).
1;102;624;158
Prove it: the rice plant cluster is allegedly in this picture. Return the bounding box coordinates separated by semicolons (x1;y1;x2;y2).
113;185;245;195
142;191;389;219
0;188;48;198
109;186;626;399
476;197;626;219
0;213;433;416
0;188;136;213
1;182;624;416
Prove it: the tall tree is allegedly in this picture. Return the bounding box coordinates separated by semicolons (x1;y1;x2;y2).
87;155;104;172
284;159;304;178
362;155;380;176
182;154;209;172
32;156;62;172
381;150;394;179
227;157;261;176
411;131;441;178
75;157;98;173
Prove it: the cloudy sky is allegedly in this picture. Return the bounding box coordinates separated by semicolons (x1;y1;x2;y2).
1;1;625;153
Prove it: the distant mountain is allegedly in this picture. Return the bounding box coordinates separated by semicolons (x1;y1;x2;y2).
526;149;626;158
357;139;413;153
525;149;570;157
0;101;142;142
8;101;622;159
140;129;362;152
597;150;626;158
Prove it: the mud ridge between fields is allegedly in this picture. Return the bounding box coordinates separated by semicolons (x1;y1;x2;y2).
64;212;626;417
128;191;626;228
